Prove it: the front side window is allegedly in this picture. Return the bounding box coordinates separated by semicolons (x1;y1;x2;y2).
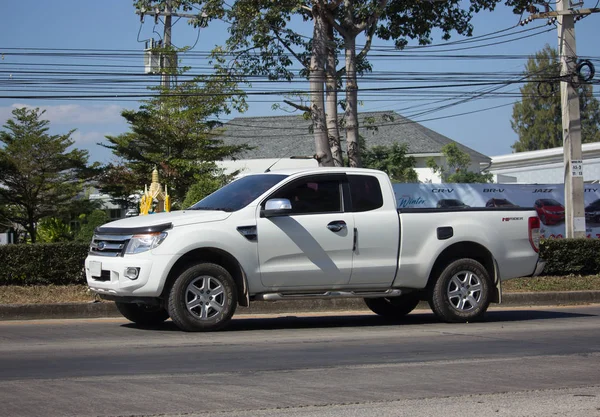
271;179;341;214
348;175;383;212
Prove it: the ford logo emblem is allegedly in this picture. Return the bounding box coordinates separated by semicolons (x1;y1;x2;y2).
97;241;106;250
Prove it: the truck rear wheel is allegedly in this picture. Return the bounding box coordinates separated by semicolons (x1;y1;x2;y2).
167;263;237;332
428;258;492;323
364;293;420;319
115;302;169;326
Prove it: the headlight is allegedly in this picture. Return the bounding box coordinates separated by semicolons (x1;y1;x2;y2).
125;232;168;254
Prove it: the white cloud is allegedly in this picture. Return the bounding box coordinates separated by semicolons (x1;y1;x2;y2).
70;131;116;164
0;103;126;125
71;130;109;146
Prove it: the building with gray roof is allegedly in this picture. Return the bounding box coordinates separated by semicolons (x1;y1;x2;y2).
217;111;490;183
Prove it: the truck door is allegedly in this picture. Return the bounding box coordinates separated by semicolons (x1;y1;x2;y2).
347;174;399;286
256;175;354;288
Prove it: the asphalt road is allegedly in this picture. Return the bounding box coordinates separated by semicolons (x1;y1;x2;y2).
1;306;600;417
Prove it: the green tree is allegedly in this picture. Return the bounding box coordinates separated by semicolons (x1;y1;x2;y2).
182;174;231;208
427;143;493;183
99;75;250;206
0;108;94;243
190;0;532;168
37;217;73;243
74;209;109;243
511;44;600;152
362;143;418;182
95;163;143;212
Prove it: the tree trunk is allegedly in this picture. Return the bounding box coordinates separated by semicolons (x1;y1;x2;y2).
27;214;36;244
344;35;361;168
325;20;343;167
310;7;334;167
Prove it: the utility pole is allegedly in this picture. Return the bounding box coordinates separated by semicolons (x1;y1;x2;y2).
526;3;599;238
162;1;173;89
137;2;209;89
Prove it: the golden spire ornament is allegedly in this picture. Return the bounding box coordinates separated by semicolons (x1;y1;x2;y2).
139;166;171;215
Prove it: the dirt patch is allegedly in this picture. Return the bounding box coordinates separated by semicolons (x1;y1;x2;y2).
0;285;101;304
1;275;600;304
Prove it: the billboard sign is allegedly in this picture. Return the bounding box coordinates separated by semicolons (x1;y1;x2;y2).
393;183;600;239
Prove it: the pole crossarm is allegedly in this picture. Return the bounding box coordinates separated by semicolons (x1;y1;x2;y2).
530;7;600;19
136;10;206;19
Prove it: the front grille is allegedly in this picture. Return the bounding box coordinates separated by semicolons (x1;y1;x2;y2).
89;233;132;257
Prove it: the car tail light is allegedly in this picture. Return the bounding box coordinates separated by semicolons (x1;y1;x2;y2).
529;216;541;253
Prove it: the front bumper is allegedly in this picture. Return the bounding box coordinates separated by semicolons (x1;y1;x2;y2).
85;253;170;297
545;215;565;225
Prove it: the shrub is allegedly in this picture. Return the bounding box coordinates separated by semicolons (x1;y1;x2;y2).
0;242;89;286
539;238;600;276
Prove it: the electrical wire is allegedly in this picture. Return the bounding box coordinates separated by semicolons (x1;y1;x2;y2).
1;14;596;135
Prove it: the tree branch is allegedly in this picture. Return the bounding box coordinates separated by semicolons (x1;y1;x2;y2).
272;30;309;70
322;6;346;38
326;0;344;11
357;22;376;62
284;100;311;112
355;0;388;33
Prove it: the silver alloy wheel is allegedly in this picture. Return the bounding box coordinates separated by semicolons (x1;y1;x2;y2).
446;270;483;312
185;275;226;320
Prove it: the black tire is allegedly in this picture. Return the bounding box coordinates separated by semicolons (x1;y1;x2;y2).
115;302;170;326
364;293;420;319
428;258;492;323
167;263;237;332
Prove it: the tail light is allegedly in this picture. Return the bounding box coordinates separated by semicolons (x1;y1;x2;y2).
528;216;541;253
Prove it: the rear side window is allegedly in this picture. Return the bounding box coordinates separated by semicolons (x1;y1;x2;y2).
348;175;383;212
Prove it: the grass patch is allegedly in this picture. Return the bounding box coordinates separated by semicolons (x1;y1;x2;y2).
502;275;600;292
1;276;599;304
0;285;100;304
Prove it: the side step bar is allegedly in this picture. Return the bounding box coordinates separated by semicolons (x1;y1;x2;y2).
255;289;404;302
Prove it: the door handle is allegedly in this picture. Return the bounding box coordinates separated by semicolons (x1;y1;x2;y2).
327;221;347;232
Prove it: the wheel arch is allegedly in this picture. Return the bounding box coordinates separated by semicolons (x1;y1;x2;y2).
161;247;249;307
426;241;499;303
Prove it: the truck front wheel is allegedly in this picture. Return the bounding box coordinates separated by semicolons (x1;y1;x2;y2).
428;258;492;323
115;302;169;326
364;293;420;319
167;263;237;332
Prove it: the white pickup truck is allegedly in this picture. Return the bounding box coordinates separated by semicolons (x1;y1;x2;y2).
85;168;545;331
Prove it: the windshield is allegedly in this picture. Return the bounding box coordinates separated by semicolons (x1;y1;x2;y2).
495;199;515;206
540;199;561;206
447;200;463;205
189;174;288;212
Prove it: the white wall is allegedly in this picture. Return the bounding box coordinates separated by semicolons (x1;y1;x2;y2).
487;143;600;184
217;158;318;177
219;156;487;184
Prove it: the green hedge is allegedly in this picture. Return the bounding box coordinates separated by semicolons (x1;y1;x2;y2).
539;238;600;276
0;242;89;286
0;238;598;286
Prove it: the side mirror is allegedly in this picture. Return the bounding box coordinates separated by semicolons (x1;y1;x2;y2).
261;198;292;218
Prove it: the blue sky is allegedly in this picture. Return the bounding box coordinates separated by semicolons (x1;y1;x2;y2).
1;0;598;164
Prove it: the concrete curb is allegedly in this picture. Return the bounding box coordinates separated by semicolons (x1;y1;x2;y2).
1;291;600;321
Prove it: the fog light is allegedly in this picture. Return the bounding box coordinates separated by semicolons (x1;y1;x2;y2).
124;267;140;280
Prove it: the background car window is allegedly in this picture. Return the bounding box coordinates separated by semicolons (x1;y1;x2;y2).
273;179;341;214
348;175;383;212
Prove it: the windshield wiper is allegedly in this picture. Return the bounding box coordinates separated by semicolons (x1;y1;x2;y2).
189;206;233;212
